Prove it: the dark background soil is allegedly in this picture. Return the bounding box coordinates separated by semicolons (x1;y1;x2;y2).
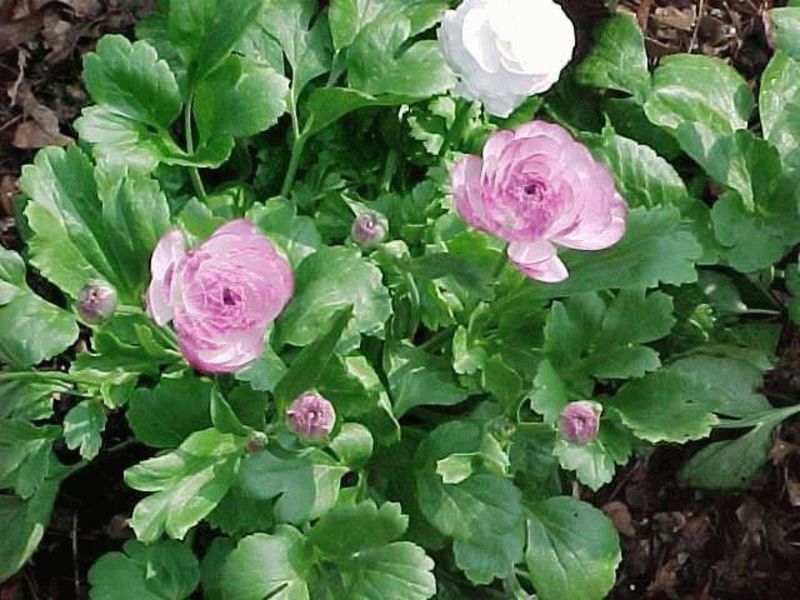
1;0;799;598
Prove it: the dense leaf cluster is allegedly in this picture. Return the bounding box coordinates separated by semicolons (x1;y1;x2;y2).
2;1;800;598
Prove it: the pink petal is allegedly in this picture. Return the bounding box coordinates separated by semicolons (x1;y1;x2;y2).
452;155;489;231
146;229;187;325
507;240;568;283
177;325;265;373
555;195;626;250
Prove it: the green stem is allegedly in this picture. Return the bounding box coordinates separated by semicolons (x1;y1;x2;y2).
280;92;307;198
419;326;456;353
184;96;207;200
438;100;473;158
381;148;399;192
0;371;95;386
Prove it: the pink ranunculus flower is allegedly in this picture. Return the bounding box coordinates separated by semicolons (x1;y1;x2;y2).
147;219;293;373
452;121;627;282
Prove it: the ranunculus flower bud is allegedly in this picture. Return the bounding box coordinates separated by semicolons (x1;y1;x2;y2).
351;212;388;248
452;121;627;282
286;391;336;441
437;0;576;117
76;281;118;324
146;220;293;373
558;401;601;445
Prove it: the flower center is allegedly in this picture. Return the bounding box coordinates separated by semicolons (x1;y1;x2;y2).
222;287;239;306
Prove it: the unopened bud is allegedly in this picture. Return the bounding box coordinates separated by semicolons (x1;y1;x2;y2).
76;281;118;324
351;212;388;248
558;401;601;445
286;391;336;440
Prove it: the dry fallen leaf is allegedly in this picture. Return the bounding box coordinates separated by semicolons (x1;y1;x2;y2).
603;500;637;537
11;84;73;149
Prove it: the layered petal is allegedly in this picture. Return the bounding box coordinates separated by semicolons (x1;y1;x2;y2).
507;240;568;283
146;229;187;325
437;0;575;117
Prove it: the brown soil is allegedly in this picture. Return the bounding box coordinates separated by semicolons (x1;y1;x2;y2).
1;1;799;599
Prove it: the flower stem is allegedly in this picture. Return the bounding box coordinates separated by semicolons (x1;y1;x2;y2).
438;100;473;158
0;371;94;386
184;96;207;200
281;92;307;198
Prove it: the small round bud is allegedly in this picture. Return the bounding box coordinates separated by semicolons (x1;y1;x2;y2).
558;401;601;445
351;212;388;248
77;281;118;324
286;391;336;441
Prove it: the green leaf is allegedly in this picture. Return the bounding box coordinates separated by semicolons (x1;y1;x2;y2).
0;419;60;498
655;355;770;418
347;13;455;98
320;542;436;600
124;429;244;542
247;199;321;269
317;355;385;418
329;423;374;469
238;447;348;524
711;176;800;274
415;422;524;584
575;14;649;103
169;0;266;88
274;307;352;411
206;482;273;537
82;35;182;129
235;342;288;393
126;375;214;448
760;51;800;175
308;500;407;558
607;356;764;443
770;8;800;60
261;0;332;97
0;479;59;581
211;389;249;436
553;422;632;491
303;87;405;137
509;426;561;501
543;289;674;380
276;247;392;348
95;166;172;295
0;247;78;368
88;539;200;600
525;496;621;600
644;54;754;134
20;147;171;302
528;360;569;424
221;527;312;600
75;106;167;170
194;54;289;144
679;409;791;490
329;0;446;52
529;207;701;298
200;537;234;600
582;127;688;209
410;252;494;301
0;380;60;421
63;400;106;460
385;342;469;417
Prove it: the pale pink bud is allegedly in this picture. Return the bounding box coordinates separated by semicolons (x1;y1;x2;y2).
558;401;601;445
76;281;118;324
286;391;336;440
351;212;388;248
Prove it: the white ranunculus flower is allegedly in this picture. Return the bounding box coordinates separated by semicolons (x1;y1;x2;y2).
437;0;576;117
